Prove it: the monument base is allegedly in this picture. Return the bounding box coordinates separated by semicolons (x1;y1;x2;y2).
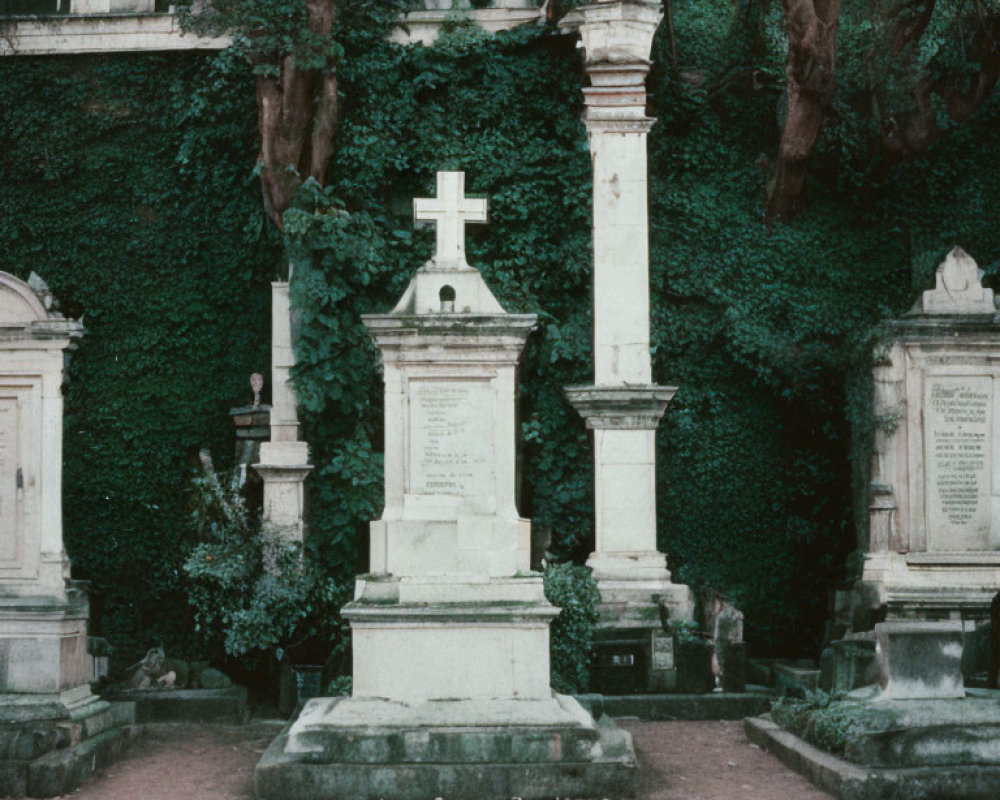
0;688;139;797
859;551;1000;621
254;693;637;800
747;690;1000;800
585;555;695;695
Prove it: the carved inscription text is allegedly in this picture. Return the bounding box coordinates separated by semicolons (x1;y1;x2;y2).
409;381;492;496
926;376;992;548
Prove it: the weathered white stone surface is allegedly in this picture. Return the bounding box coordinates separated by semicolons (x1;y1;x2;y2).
389;1;543;46
0;13;229;56
862;249;1000;617
562;1;692;631
918;246;996;315
0;272;94;697
254;281;311;541
876;621;965;700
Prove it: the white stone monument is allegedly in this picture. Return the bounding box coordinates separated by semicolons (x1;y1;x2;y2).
255;172;636;800
253;280;312;540
0;272;135;796
561;0;693;691
861;247;1000;619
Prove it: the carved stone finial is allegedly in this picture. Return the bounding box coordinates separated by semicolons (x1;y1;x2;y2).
27;272;56;312
918;247;996;315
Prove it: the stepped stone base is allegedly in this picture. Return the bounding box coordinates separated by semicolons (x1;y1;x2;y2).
255;694;637;800
747;694;1000;800
0;691;139;797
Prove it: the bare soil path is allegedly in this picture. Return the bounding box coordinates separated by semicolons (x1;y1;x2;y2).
55;718;834;800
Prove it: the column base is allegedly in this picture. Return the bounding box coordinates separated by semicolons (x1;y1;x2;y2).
254;442;312;539
586;550;694;623
255;693;637;800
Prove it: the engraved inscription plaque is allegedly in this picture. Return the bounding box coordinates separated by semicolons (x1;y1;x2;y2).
926;375;992;550
0;396;19;561
409;381;493;496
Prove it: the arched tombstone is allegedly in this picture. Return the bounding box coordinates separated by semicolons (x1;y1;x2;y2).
0;271;91;696
0;273;134;797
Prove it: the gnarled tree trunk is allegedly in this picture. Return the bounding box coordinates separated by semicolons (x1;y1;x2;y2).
766;0;841;225
881;2;1000;164
256;0;340;230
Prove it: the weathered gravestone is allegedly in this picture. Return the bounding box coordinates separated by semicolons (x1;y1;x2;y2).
0;272;136;797
255;172;636;800
860;247;1000;620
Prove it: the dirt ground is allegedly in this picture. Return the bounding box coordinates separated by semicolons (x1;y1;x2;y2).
55;718;834;800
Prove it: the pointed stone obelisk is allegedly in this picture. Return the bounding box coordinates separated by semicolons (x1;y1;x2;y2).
562;0;693;692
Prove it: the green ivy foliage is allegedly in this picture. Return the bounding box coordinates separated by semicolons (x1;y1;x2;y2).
1;0;999;668
543;563;601;694
0;52;279;661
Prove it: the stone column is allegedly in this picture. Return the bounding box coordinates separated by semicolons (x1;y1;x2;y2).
562;1;693;655
254;281;312;540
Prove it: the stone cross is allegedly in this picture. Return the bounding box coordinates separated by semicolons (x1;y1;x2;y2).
413;171;487;270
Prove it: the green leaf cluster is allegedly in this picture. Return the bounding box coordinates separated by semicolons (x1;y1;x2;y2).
183;466;351;664
543;562;601;694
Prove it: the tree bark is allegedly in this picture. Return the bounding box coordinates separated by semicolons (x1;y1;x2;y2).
765;0;841;225
256;0;340;230
880;4;1000;163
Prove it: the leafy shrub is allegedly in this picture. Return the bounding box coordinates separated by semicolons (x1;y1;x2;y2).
544;562;601;694
183;460;350;666
771;690;862;756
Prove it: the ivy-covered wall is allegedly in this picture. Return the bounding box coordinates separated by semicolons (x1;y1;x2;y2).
0;53;279;657
1;0;999;663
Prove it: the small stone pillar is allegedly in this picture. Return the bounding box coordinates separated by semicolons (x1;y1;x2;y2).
253;281;312;540
561;0;693;690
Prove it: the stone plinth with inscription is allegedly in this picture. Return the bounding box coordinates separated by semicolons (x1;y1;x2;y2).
0;272;137;797
860;247;1000;620
255;173;637;800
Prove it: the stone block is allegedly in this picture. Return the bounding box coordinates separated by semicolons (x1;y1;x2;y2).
99;687;248;725
877;621;965;699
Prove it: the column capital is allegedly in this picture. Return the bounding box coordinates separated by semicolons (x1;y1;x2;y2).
565;384;676;429
560;1;663;68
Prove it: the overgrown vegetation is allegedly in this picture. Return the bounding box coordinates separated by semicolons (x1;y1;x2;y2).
183;459;350;666
771;690;867;756
543;563;601;693
1;0;998;669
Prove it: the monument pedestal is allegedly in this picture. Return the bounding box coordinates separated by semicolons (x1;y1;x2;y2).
857;249;1000;623
0;273;137;797
257;692;635;800
256;173;636;798
566;386;694;694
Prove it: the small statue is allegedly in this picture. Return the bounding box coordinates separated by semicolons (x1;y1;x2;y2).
126;646;175;690
251;373;264;408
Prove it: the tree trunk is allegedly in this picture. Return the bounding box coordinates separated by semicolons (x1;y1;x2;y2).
882;7;1000;164
766;0;841;225
257;0;340;231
